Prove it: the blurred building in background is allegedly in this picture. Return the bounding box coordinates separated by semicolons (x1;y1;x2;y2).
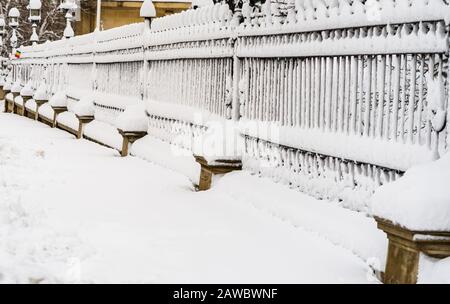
75;0;192;35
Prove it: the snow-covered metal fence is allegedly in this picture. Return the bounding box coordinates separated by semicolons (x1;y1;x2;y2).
11;0;450;211
143;3;236;154
236;0;450;210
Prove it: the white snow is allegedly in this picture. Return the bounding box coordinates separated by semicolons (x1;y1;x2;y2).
418;255;450;284
11;81;22;93
73;96;95;117
240;121;436;172
83;120;123;151
372;153;450;231
25;99;37;112
116;105;148;132
20;82;34;97
6;0;450;284
14;96;24;106
0;113;383;283
238;0;450;38
146;100;223;127
213;171;388;270
37;103;54;120
33;84;48;101
49;91;67;107
5;93;13;101
3;82;12;91
56;111;79;131
132;135;201;185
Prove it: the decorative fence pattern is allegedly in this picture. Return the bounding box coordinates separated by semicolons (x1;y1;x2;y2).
7;0;450;212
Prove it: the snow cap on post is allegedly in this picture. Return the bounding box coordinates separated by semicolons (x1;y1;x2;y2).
59;0;78;11
8;7;20;18
141;0;156;30
192;0;214;9
28;0;42;10
11;79;22;93
140;0;156;18
28;0;42;23
0;16;5;36
8;7;20;28
49;91;67;107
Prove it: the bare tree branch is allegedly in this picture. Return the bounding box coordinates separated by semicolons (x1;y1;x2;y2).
0;0;67;57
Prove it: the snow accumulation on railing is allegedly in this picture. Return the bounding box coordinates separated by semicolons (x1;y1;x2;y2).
238;0;450;36
147;3;235;45
6;0;450;212
96;23;145;63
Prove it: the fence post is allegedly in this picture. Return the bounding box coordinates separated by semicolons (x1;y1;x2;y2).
92;32;98;94
446;58;450;153
231;38;240;121
141;21;149;102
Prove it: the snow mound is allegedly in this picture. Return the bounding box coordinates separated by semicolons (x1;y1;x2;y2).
20;82;34;97
25;99;37;112
49;91;67;107
56;112;79;131
14;96;24;106
84;120;123;151
73;96;95;117
116;105;148;132
11;81;22;93
192;120;242;163
38;103;54;120
3;81;12;91
33;83;48;101
372;153;450;231
132;136;201;185
419;255;450;284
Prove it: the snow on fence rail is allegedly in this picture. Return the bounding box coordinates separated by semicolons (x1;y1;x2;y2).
7;0;450;211
236;0;450;210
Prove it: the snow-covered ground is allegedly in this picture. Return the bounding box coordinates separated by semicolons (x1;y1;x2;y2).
0;113;386;283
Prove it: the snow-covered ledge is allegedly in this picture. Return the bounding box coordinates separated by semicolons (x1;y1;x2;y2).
2;77;12;112
18;81;35;117
116;105;148;157
73;96;95;139
372;154;450;284
31;83;49;120
9;80;22;114
0;75;6;103
49;91;68;128
192;121;242;191
194;156;242;191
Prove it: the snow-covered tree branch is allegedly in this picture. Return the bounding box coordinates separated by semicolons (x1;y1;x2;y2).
0;0;66;56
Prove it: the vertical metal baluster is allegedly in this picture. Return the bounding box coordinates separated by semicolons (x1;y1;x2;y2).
408;55;417;144
350;56;358;135
392;54;401;142
337;56;345;133
400;55;408;143
377;55;386;139
384;55;392;141
416;55;425;145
